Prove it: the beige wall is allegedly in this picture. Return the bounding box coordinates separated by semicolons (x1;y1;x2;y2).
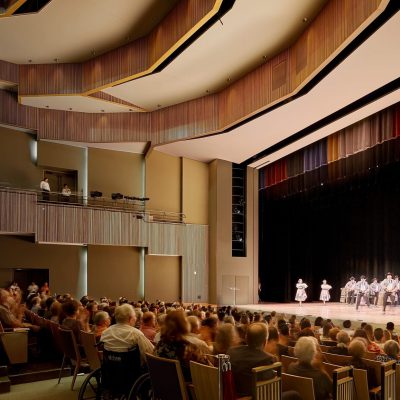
145;255;180;302
88;148;143;198
209;160;258;304
182;158;208;224
0;235;82;297
38;141;86;194
87;245;141;301
145;150;181;213
0;126;42;189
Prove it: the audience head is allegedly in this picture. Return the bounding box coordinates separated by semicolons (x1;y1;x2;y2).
142;311;156;327
187;315;201;333
383;340;400;359
374;328;384;343
343;320;352;329
363;324;374;341
314;316;324;327
278;322;289;336
61;299;79;318
267;326;279;342
387;322;395;331
348;339;367;359
161;310;189;342
214;323;238;354
115;303;135;325
322;322;334;337
353;328;368;342
246;323;268;349
297;327;315;339
300;318;311;330
223;315;235;325
93;311;110;327
329;327;340;341
294;336;317;364
336;331;350;345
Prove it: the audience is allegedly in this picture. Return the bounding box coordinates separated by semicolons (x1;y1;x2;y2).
287;336;332;399
348;339;377;388
327;330;350;355
376;340;400;364
92;311;111;341
140;311;157;342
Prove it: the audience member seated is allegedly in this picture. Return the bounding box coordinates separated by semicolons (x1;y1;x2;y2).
320;322;334;341
287;336;333;400
313;316;324;335
185;315;211;354
328;327;340;342
327;331;350;355
212;322;238;355
140;311;157;343
101;304;154;367
61;299;90;343
353;328;381;354
30;296;42;314
265;326;288;359
199;315;218;345
363;324;382;353
86;301;98;325
154;310;208;381
376;340;400;364
386;322;399;342
347;339;377;388
342;320;354;337
0;289;39;331
374;328;385;350
92;311;111;341
228;322;276;397
49;300;62;323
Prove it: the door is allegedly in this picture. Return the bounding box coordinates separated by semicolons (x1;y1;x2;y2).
235;275;249;305
13;268;49;295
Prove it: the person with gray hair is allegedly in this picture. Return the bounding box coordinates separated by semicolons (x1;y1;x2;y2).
327;330;350;355
288;336;332;399
376;340;400;364
92;310;110;341
100;303;154;366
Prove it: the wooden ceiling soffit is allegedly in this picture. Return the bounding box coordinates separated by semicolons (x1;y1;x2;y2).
1;0;391;147
87;92;147;113
18;0;227;97
0;0;27;18
0;60;18;84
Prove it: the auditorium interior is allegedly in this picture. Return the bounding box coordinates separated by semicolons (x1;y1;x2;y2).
1;0;400;398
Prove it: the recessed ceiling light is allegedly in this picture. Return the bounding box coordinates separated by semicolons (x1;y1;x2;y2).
206;90;210;93
28;59;32;63
91;49;96;56
227;77;231;82
45;105;49;108
157;104;162;108
54;58;59;63
263;55;267;61
101;109;105;113
303;17;308;23
69;108;72;111
129;109;133;112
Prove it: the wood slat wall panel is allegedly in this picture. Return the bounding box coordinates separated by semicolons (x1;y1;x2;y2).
181;224;208;302
86;209;148;246
0;189;36;234
0;59;18;84
147;222;183;255
19;63;83;95
36;203;87;244
1;0;387;146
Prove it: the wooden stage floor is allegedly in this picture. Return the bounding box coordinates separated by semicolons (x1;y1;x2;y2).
236;302;400;328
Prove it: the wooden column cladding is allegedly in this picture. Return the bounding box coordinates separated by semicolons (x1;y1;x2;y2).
3;0;388;145
0;188;36;234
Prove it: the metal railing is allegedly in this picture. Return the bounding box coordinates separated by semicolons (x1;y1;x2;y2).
0;186;185;224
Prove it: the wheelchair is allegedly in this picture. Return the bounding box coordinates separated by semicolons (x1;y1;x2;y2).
78;346;152;400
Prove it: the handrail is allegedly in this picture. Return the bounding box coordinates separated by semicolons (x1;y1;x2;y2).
0;185;185;224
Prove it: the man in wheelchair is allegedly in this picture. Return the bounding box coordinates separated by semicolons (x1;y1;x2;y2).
99;303;154;398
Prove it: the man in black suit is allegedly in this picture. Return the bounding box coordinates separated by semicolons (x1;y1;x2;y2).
228;322;301;399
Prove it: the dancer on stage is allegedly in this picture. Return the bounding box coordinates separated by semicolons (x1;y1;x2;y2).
344;277;356;305
355;275;370;310
369;278;380;306
320;280;332;305
295;279;308;306
382;272;396;313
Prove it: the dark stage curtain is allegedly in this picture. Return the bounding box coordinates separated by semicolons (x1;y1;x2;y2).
259;138;400;303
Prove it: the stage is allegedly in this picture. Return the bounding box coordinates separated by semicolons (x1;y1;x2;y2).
236;302;400;329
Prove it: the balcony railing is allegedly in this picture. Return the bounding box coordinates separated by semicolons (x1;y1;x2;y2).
0;186;185;224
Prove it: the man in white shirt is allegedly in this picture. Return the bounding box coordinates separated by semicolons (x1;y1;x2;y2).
100;303;154;366
355;276;370;310
381;272;396;313
344;277;356;305
61;184;71;202
40;177;50;201
369;278;380;306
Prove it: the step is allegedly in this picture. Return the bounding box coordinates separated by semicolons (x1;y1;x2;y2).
9;366;71;385
0;365;8;377
0;376;11;394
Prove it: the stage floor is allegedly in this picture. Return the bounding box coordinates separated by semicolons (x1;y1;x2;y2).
236;302;400;328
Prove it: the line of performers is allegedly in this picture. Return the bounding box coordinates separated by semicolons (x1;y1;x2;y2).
344;272;400;312
295;279;332;306
294;273;400;313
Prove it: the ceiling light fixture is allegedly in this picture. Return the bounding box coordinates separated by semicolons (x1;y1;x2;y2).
227;77;231;82
28;59;32;63
69;108;72;111
45;105;49;108
91;49;96;56
54;58;59;63
129;109;133;112
303;17;308;23
157;104;162;108
101;109;105;113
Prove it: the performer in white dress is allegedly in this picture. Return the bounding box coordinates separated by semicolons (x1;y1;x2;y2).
295;279;308;306
319;280;332;304
355;275;370;310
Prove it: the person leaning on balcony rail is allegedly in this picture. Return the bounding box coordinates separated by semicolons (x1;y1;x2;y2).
39;177;50;201
61;184;71;201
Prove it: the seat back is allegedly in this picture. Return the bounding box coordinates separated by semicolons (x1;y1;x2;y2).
353;368;370;400
252;362;282;400
190;361;218;400
49;321;63;354
332;365;354;400
80;331;101;370
321;340;337;347
282;373;315;400
322;362;342;377
146;353;188;400
102;347;143;396
319;344;332;353
380;360;396;400
361;358;381;385
287;346;294;357
395;363;400;400
323;352;352;366
0;330;29;364
280;355;297;372
58;327;80;362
